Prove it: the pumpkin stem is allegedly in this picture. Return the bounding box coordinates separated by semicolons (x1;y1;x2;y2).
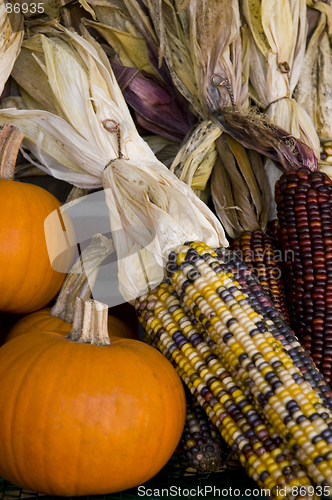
67;298;110;345
67;297;84;340
0;124;24;180
50;234;114;323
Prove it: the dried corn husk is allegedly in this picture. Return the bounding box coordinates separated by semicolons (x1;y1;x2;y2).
0;4;23;97
0;24;227;302
111;60;193;142
83;12;157;74
211;133;270;238
10;36;59;114
212;109;317;172
170;120;222;198
189;0;247;113
136;0;202;116
243;0;320;219
295;5;332;164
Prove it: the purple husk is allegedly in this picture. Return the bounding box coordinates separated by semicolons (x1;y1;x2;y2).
211;109;318;172
112;60;195;142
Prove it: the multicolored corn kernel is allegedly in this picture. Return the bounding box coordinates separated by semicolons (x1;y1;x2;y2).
162;242;332;490
135;246;332;498
275;168;332;383
231;231;290;324
216;248;332;412
137;287;316;499
175;395;227;472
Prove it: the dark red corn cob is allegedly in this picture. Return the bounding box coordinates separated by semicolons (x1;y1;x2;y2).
231;231;290;324
275;168;332;383
175;395;227;472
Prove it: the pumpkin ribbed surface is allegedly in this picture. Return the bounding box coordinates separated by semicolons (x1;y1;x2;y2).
0;332;185;496
0;181;66;313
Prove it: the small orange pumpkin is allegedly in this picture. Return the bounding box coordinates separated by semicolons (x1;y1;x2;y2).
4;307;138;343
0;300;185;496
0;125;68;314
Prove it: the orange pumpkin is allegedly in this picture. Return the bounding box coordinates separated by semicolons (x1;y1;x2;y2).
0;329;185;496
0;124;71;314
0;180;68;313
4;307;138;343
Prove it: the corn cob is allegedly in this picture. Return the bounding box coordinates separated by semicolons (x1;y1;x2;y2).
146;317;311;493
138;283;315;499
231;231;290;324
275;168;332;383
175;394;226;472
217;248;332;412
137;242;332;497
150;285;310;471
178;296;314;474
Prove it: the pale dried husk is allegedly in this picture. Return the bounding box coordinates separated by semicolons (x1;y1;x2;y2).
80;0;266;236
0;4;24;97
190;0;247;113
295;7;332;164
243;0;320;219
170;120;222;198
0;24;227;302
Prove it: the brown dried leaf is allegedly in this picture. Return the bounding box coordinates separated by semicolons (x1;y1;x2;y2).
225;134;263;219
216;134;261;233
11;46;58;114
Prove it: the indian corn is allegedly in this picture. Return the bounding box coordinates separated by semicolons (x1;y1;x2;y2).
175;394;226;473
137;242;332;498
231;231;290;323
275;168;332;383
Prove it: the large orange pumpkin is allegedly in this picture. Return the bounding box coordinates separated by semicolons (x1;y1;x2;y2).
4;307;138;343
0;329;185;495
